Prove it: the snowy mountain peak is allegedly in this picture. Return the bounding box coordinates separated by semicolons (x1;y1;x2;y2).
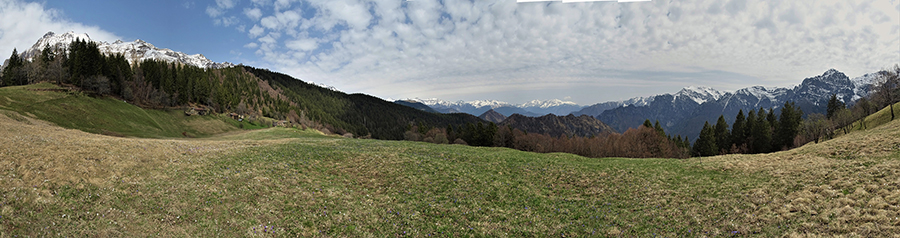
519;99;578;108
21;31;234;69
468;100;512;108
675;86;726;104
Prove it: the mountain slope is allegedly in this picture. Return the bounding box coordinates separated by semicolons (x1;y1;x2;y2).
478;109;507;123
500;113;615;137
394;100;439;113
243;67;485;140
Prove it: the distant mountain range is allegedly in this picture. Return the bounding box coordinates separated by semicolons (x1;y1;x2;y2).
594;69;877;141
398;69;879;142
403;98;582;117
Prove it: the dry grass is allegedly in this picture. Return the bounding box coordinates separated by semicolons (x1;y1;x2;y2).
3;102;900;236
0;110;281;189
693;115;900;236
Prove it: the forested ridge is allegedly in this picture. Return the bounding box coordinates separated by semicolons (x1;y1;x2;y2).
0;40;484;140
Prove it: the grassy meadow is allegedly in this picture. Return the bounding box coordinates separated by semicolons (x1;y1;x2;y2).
0;84;899;236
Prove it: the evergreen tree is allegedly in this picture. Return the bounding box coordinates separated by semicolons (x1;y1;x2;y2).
692;122;718;156
775;101;802;150
713;115;731;154
2;48;24;86
826;94;845;119
643;119;653;128
731;109;747;150
745;109;757;150
751;108;772;153
766;107;777;136
653;120;665;136
40;44;54;67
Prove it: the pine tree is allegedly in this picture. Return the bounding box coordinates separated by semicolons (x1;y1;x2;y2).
776;101;802;151
826;94;845;120
731;109;747;150
751;108;772;153
713;115;731;154
643;119;653;129
2;48;24;86
653;120;665;136
40;44;54;67
692;122;718;156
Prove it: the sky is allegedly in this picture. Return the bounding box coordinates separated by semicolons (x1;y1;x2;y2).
0;0;898;105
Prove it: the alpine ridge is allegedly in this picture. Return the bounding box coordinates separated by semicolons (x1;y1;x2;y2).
594;69;877;141
20;31;234;69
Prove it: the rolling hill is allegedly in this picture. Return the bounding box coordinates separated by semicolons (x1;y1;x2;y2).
1;82;899;236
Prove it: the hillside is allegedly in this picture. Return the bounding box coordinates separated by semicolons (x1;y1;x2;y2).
0;83;245;138
243;67;484;140
2;95;900;236
393;100;439;113
500;113;616;137
477;109;507;123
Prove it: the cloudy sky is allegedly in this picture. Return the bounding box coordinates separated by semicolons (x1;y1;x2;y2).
1;0;898;105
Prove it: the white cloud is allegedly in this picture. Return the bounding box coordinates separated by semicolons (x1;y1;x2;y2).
216;0;238;9
206;6;224;17
215;0;899;104
244;8;263;21
248;24;265;37
0;0;120;61
285;38;317;51
207;0;239;17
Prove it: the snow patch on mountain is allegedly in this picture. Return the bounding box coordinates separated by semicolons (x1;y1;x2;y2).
520;99;578;108
21;31;234;69
851;73;878;101
674;86;726;104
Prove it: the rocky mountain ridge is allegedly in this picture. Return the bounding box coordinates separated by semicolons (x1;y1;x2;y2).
19;31;234;69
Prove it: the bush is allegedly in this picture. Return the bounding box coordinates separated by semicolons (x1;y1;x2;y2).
84;75;111;95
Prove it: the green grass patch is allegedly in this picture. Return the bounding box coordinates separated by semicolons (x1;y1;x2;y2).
0;83;242;138
2;130;782;237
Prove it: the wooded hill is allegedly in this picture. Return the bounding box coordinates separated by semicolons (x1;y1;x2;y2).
0;40;483;140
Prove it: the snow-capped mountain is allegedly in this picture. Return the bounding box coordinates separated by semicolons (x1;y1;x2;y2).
407;98;581;117
851;72;879;101
594;69;878;142
573;86;727;118
674;86;726;104
520;99;578;108
20;31;234;69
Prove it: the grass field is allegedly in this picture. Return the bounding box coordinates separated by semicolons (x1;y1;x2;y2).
1;85;900;236
0;83;243;138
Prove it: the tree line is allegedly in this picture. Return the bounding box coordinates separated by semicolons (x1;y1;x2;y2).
691;64;900;157
405;119;690;159
1;41;293;121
